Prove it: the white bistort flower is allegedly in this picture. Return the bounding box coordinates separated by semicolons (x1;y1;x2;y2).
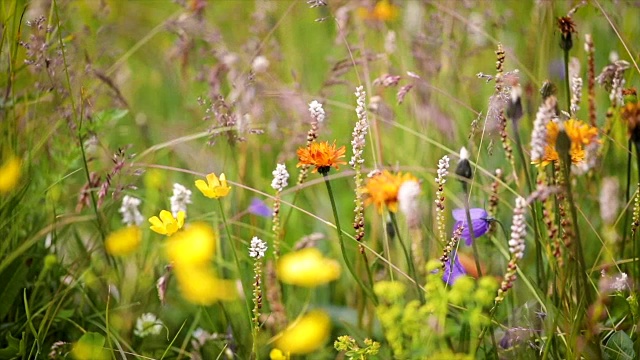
249;236;268;259
271;164;289;192
119;195;144;226
170;183;192;217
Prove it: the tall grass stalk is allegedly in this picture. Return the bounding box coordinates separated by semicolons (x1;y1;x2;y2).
321;172;378;305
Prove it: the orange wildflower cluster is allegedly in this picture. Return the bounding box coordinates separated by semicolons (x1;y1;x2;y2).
296;141;346;174
363;170;418;213
535;119;599;167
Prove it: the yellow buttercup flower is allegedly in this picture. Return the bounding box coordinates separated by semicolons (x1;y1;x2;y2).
149;210;185;236
269;349;290;360
195;173;231;199
0;155;21;194
536;119;599;167
173;265;237;304
363;170;418;213
165;222;216;266
274;310;331;355
105;226;142;256
296;141;347;174
277;248;341;287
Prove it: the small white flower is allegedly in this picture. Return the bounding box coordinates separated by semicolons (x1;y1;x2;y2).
308;100;325;124
170;183;192;218
119;195;144;226
134;313;163;338
612;273;629;292
271;164;289;192
249;236;267;259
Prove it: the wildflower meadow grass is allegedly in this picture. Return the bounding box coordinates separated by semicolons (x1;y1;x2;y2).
2;0;640;359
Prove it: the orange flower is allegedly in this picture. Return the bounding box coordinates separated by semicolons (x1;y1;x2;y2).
296;141;347;174
357;0;399;22
363;170;418;213
536;119;599;167
621;101;640;137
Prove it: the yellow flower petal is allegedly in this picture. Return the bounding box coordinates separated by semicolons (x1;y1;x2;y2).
277;248;341;287
105;226;142;256
0;155;21;194
195;179;212;197
166;222;216;266
195;173;231;199
269;349;290;360
148;210;184;236
148;216;167;235
173;265;237;305
275;310;331;354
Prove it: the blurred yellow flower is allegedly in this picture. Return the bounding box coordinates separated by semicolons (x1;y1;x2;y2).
274;310;331;354
357;0;399;22
105;226;142;256
536;119;599;167
296;141;347;174
269;348;290;360
149;210;185;236
195;172;231;199
277;248;340;287
166;222;216;266
0;155;21;194
173;265;237;304
363;170;418;213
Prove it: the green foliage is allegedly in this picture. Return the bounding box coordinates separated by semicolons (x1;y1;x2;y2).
373;262;498;359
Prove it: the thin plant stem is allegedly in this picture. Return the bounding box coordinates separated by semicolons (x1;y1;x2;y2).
389;213;424;303
217;199;253;329
513;122;546;286
621;139;632;258
634;142;640;283
322;172;378;305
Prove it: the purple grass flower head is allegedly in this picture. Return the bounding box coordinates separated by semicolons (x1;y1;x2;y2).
452;208;491;246
248;197;271;218
443;252;466;285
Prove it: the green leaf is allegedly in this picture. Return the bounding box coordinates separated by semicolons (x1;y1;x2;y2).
0;259;28;319
71;332;109;360
0;333;25;359
603;331;635;360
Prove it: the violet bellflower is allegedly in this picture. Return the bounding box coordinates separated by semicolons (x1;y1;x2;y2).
248;198;272;218
443;252;466;285
452;208;491;246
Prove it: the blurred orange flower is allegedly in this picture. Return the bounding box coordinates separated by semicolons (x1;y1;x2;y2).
363;170;418;213
357;0;399;22
277;248;340;287
296;141;346;174
149;210;185;236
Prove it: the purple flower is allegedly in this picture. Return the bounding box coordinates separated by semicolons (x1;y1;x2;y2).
452;208;491;246
443;252;466;285
248;197;271;218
